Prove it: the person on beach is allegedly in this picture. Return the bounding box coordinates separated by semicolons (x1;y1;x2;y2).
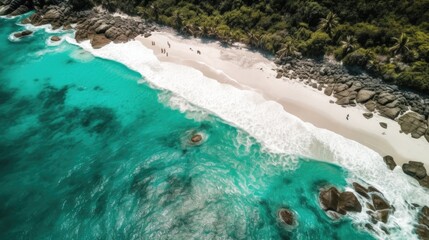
166;52;168;57
167;41;171;48
197;50;201;55
346;114;349;120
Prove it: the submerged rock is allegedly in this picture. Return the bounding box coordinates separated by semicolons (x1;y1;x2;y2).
383;155;397;170
191;134;202;143
278;208;296;226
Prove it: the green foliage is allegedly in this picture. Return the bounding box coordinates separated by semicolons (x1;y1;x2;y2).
396;61;429;91
342;48;373;67
300;31;330;56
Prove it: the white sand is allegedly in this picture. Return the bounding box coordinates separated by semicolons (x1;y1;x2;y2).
137;30;429;168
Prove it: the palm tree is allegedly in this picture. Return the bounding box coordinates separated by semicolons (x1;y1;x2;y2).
247;31;261;48
389;33;410;56
318;11;339;37
172;11;183;28
341;35;356;54
276;42;297;59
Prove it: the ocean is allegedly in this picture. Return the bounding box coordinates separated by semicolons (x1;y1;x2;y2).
0;14;426;239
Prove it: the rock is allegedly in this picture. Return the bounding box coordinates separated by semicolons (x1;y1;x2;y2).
402;161;427;180
13;30;32;38
334;84;348;93
276;72;282;79
336;97;350;106
377;92;397;105
352;182;369;199
9;4;30;16
420;206;429;227
372;194;390;211
398;112;428;139
375;209;390;223
319;187;340;212
191;134;202;143
90;34;111;49
329;100;334;104
367;186;381;194
338;192;362;212
278;208;295;226
324;86;333;96
356;90;375;103
426;129;429;144
144;32;152;38
383;155;397;170
50;36;61;42
311;83;318;88
363;113;373;119
95;23;110;34
420;176;429;188
365;100;377;112
43;9;61;20
379;122;387;129
416;224;429;239
378;106;401;119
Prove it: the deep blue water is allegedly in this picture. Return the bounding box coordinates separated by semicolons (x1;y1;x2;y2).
0;16;374;239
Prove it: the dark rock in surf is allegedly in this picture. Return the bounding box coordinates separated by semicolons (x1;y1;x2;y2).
353;182;369;199
319;187;340;212
278;208;296;226
51;36;61;41
338;192;362;212
383;155;397;170
191;134;202;143
372;194;390;211
13;30;32;38
402;161;427;180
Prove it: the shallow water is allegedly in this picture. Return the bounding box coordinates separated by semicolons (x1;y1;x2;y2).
0;16;381;240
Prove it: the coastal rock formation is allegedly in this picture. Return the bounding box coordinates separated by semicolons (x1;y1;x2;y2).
416;206;429;239
278;208;296;226
319;187;362;216
402;161;429;189
379;122;387;129
50;36;60;41
338;192;362;212
353;182;369;199
356;90;375;103
403;161;427;180
363;112;373;119
191;134;203;143
398;112;428;139
13;29;32;38
18;4;152;48
382;155;397;170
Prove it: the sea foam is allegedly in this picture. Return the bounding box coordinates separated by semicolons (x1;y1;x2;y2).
67;37;428;239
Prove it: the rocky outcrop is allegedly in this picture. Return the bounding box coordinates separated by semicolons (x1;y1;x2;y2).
277;58;429;145
383;155;397;170
13;29;32;38
416;206;429;239
402;161;429;189
398;112;428;139
353;182;369;199
356;89;375;103
19;4;152;49
278;208;296;227
338;192;362;212
50;35;61;41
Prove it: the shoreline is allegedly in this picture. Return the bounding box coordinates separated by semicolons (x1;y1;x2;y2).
137;30;429;168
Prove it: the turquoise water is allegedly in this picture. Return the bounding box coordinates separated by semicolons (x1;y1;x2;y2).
0;16;374;239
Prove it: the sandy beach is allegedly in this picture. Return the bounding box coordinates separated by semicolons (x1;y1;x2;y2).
137;30;429;168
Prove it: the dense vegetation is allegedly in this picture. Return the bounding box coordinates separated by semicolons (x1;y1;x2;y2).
78;0;429;92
